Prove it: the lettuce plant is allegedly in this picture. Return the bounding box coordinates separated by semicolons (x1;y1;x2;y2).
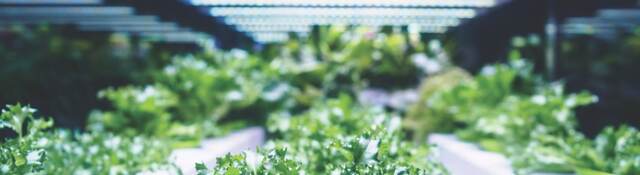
404;68;472;142
155;55;264;122
0;104;52;174
88;85;177;137
1;104;180;174
512;125;640;175
415;59;640;174
41;130;180;175
580;125;640;175
197;96;449;174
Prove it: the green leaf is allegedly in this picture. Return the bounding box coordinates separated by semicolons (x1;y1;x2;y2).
575;167;613;175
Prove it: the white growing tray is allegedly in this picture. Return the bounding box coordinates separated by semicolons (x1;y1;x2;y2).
428;134;573;175
170;127;265;175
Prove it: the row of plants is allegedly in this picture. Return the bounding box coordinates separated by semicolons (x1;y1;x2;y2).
268;26;446;92
197;95;448;174
2;24;637;175
407;58;639;175
1;25;449;174
152;26;454;173
87;25;445;142
0;104;180;174
87;53;288;146
505;30;640;136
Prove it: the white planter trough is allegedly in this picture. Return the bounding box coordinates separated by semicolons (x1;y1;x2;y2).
429;134;573;175
170;127;266;175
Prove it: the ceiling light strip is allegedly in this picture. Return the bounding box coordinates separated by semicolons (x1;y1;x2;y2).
210;7;476;18
192;0;496;8
0;7;134;16
225;17;461;26
77;25;186;32
0;0;101;5
0;15;158;21
251;32;289;43
236;25;311;32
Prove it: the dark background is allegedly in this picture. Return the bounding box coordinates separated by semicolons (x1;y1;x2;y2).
450;0;640;136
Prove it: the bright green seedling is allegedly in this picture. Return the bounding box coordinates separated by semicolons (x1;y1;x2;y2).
0;104;52;174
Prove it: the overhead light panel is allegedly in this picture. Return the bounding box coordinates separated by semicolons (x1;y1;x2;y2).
0;0;101;5
0;6;135;16
141;31;208;42
250;32;289;43
78;25;186;32
0;15;158;22
192;0;496;8
210;7;476;18
0;17;162;26
418;26;448;33
236;25;311;33
224;16;461;26
597;9;640;19
233;24;452;32
76;21;177;28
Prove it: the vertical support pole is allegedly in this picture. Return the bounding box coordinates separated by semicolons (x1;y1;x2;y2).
545;0;557;79
131;34;142;61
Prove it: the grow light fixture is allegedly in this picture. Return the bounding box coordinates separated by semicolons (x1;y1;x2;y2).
0;16;159;22
192;0;496;8
0;0;101;5
250;32;290;43
192;0;500;43
233;24;450;34
141;32;209;42
0;6;135;16
77;25;186;32
224;16;461;26
73;21;171;26
236;25;311;33
418;26;448;33
76;22;178;29
0;3;220;44
209;7;476;18
0;17;163;26
597;9;640;19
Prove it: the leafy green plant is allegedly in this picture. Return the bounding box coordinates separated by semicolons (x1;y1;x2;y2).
270;26;430;93
404;67;472;142
1;104;180;174
0;104;52;174
197;96;449;174
415;58;640;174
88;85;177;137
577;125;640;175
41;130;180;175
155;55;265;122
512;125;640;175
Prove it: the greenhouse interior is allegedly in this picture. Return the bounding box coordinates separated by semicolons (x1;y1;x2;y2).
0;0;639;174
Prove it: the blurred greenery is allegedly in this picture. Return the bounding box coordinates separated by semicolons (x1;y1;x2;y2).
0;25;183;129
413;58;638;174
0;104;179;174
404;67;472;142
200;96;449;174
1;24;637;175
